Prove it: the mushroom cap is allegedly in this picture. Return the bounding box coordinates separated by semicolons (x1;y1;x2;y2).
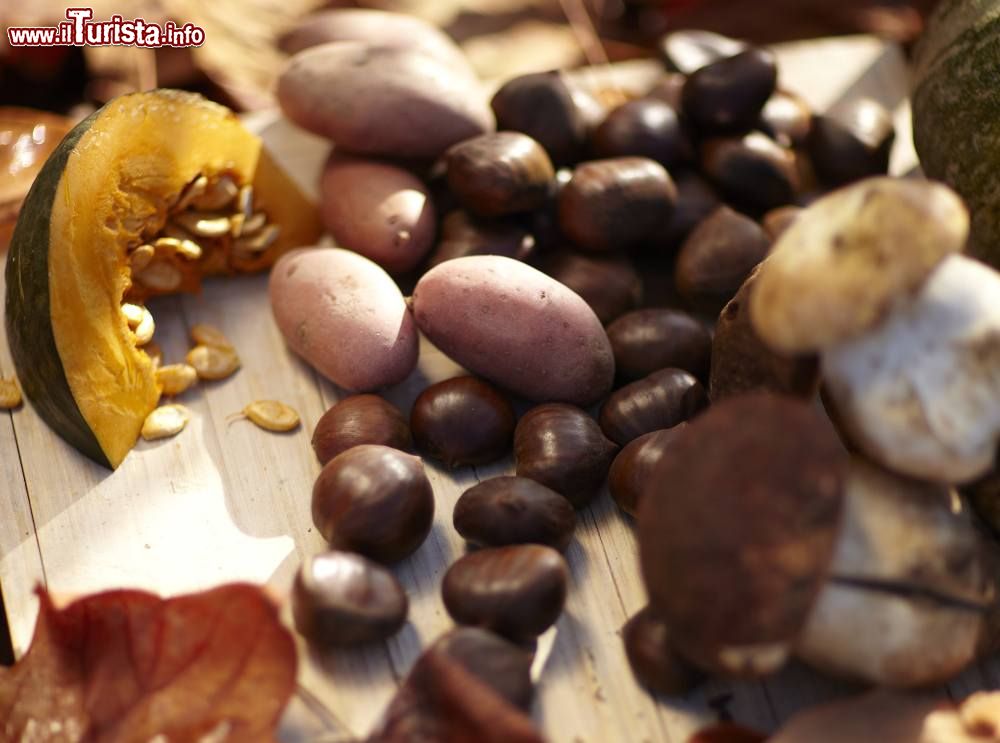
823;254;1000;483
749;177;968;354
638;392;847;677
797;458;990;687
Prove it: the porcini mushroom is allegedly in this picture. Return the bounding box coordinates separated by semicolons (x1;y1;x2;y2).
796;457;992;687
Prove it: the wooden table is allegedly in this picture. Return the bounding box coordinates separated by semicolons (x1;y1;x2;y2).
2;35;994;742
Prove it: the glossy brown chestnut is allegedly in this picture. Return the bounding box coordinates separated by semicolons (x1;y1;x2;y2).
702;132;799;213
442;544;568;640
312;444;435;563
410;376;515;468
292;550;408;647
645;73;687;111
682;48;777;133
808;97;895;187
312;394;411;465
594;99;694;168
761;205;802;241
454;476;576;552
606;309;712;383
514;403;619;508
657;171;721;252
608;425;688;517
535;249;642;325
599;368;707;447
659;30;747;74
759;90;812;148
491;71;588;166
427;210;536;268
709;268;819;402
675;205;772;313
432;627;535;711
558;157;677;253
445;132;555;217
623;606;705;695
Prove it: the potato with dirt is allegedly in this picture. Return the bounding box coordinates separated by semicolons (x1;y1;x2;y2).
269;248;418;391
411;255;614;406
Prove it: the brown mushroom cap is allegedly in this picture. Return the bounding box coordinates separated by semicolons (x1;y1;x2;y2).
637;392;847;677
748;177;968;354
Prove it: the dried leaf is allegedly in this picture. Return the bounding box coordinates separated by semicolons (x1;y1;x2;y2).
687;723;767;743
0;584;296;742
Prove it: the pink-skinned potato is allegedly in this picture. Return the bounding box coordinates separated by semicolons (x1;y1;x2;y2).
277;42;494;160
412;256;614;405
269;248;419;391
320;155;436;274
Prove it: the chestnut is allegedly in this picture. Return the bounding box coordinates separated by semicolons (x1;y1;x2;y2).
431;627;535;711
710;267;819;402
606;308;712;384
682;48;778;134
759;89;812;148
638;393;847;677
701;132;799;213
808;97;895;187
442;544;568;640
623;606;705;695
598;368;707;447
608;425;687;517
558;157;677;253
454;476;576;552
658;30;747;75
675;205;772;313
490;71;588;166
645;73;687;111
410;376;515;468
445;132;555;217
514;403;619;508
656;171;721;253
311;444;434;563
426;210;536;268
535;249;642;325
292;550;407;647
311;394;411;465
593;99;694;169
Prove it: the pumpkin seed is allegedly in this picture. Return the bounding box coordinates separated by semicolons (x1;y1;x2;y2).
133;307;155;345
190;323;233;349
237;184;253;219
233;224;280;257
229;213;246;238
154;236;203;261
121;303;145;328
173;174;208;212
141;404;190;440
0;377;22;409
192;175;238;211
241;212;267;236
156;363;198;396
242;400;300;432
129;244;156;272
186;344;240;380
134;260;183;292
173;212;231;238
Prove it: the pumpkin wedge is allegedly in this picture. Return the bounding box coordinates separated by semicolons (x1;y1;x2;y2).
5;90;321;468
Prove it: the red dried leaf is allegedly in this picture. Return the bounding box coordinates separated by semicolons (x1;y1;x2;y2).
0;584;296;742
688;722;768;743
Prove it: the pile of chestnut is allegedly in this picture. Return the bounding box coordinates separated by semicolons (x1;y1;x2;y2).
266;8;1000;741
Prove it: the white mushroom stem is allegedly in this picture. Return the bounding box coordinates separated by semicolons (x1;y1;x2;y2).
796;458;991;687
822;254;1000;484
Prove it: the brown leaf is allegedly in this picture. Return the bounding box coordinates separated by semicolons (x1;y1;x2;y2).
688;723;767;743
0;584;296;742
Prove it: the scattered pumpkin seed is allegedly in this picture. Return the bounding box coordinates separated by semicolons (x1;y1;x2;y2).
234;223;280;257
133;307;155;345
121;303;145;328
129;244;156;272
0;377;22;409
242;400;300;432
173;174;208;212
192;175;238;211
241;212;267;236
155;363;198;396
173;212;231;238
154;236;203;261
190;323;233;349
237;184;254;219
134;260;183;292
141;404;190;440
229;213;246;238
186;344;240;380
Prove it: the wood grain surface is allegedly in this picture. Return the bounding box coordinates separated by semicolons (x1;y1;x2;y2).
1;36;991;742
